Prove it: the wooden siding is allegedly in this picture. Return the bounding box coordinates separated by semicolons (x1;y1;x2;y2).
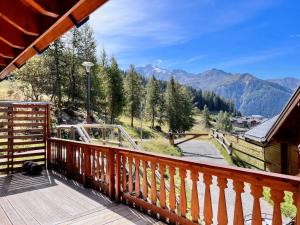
288;144;299;175
265;143;281;173
0;101;50;174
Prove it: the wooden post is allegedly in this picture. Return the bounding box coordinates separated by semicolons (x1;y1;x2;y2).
46;103;52;170
169;133;174;146
7;104;13;174
108;149;116;200
47;139;52;170
294;187;300;225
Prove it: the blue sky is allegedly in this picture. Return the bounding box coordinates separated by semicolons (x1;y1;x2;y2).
90;0;300;79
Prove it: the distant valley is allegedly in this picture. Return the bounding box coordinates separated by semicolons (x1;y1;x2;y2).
136;65;299;117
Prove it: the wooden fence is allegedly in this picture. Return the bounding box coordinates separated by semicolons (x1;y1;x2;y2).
0;101;50;174
211;129;270;171
48;137;300;225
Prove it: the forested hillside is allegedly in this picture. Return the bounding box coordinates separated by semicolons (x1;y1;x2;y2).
137;65;294;117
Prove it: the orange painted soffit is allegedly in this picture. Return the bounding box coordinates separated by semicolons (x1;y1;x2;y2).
0;0;108;80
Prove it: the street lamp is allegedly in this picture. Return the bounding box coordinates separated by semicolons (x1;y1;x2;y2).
82;61;94;123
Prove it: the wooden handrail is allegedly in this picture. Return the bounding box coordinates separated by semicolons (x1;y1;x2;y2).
47;137;300;225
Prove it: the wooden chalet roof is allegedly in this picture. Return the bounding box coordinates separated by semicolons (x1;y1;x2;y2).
0;0;108;80
245;86;300;145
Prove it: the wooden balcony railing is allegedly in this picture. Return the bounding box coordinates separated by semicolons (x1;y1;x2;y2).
47;138;300;225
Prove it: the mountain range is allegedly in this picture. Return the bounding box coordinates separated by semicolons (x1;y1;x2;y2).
136;65;299;117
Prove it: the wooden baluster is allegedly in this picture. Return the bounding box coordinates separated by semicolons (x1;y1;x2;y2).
151;161;157;205
271;189;284;225
233;181;244;225
217;177;228;225
107;149;116;200
80;148;84;176
122;156;127;192
106;152;109;184
142;160;148;201
91;149;95;180
116;151;121;201
96;151;100;181
101;151;105;181
191;170;200;223
179;168;187;217
203;174;213;225
169;166;176;213
128;156;133;194
135;158;140;197
251;184;262;225
294;189;300;225
66;143;73;179
83;146;91;187
159;163;166;209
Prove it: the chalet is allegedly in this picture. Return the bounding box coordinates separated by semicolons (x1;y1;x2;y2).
245;86;300;175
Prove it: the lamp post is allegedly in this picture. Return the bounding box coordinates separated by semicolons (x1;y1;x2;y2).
82;61;94;123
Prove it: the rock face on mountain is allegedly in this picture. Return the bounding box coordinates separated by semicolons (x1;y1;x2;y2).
136;65;294;117
268;77;300;91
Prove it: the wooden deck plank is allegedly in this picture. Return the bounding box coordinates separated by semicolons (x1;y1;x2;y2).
0;198;26;225
2;195;40;225
0;171;164;225
0;205;13;225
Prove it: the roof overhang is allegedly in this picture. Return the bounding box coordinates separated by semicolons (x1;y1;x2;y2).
244;86;300;145
265;86;300;143
0;0;108;80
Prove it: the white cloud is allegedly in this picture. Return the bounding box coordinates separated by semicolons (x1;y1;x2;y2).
89;0;276;67
290;34;300;38
213;45;300;68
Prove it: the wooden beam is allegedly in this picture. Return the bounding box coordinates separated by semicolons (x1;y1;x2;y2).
0;0;40;36
0;0;108;79
0;19;27;49
23;0;59;18
0;40;17;59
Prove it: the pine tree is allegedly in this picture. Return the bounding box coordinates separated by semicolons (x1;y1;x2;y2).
166;77;177;132
44;39;67;123
105;57;125;123
124;65;143;127
65;27;85;109
216;111;232;132
145;75;160;128
203;104;211;128
157;80;166;127
166;77;194;132
98;49;109;121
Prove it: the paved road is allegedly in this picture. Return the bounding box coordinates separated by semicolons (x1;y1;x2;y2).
178;140;276;224
178;140;227;166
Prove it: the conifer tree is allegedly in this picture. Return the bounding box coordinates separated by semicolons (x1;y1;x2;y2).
203;104;211;128
145;75;160;128
157;80;166;127
216;111;232;132
105;57;125;123
166;77;194;132
124;65;143;127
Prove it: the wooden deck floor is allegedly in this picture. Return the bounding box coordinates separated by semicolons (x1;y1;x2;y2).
0;171;164;225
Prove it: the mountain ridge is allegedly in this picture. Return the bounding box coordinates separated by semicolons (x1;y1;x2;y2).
136;65;297;117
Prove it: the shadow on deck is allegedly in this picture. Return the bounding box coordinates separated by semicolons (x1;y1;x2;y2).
0;170;163;225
